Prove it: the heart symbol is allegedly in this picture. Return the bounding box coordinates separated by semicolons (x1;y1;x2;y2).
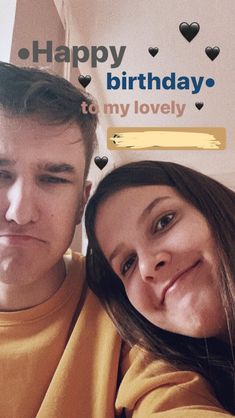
205;46;220;61
195;102;204;110
94;156;108;170
148;47;159;57
179;22;200;42
78;75;91;88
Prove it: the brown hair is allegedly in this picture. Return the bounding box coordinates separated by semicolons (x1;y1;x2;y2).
85;160;235;413
0;61;98;177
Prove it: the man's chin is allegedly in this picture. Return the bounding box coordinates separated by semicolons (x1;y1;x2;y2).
0;256;32;284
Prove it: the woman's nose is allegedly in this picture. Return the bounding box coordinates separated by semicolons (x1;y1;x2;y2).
138;250;171;283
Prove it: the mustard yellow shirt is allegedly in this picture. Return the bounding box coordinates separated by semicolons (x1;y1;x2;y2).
0;252;232;417
117;346;232;417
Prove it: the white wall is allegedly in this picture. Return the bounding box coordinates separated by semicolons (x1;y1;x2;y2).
0;0;17;62
57;0;235;183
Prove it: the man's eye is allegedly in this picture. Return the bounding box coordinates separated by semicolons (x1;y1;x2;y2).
0;171;12;181
40;175;70;184
154;213;175;232
120;254;136;276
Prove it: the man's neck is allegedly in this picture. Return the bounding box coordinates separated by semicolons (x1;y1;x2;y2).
0;260;66;311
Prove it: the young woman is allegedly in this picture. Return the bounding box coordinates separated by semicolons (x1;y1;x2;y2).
85;160;235;414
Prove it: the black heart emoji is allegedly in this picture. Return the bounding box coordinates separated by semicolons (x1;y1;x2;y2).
78;75;91;88
205;46;220;61
94;156;108;170
148;47;159;57
179;22;200;42
195;102;204;110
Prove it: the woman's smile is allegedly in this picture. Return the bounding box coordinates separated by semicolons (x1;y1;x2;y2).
161;259;202;304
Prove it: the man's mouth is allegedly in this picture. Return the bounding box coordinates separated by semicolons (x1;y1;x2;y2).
0;234;46;244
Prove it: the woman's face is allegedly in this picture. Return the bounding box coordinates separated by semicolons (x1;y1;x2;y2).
95;185;227;339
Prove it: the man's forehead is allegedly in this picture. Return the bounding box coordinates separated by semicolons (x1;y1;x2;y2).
0;110;83;145
0;112;86;177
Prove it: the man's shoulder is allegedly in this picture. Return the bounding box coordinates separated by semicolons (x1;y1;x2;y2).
68;250;113;318
63;250;120;348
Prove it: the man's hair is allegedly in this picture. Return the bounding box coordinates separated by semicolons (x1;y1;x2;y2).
0;61;98;177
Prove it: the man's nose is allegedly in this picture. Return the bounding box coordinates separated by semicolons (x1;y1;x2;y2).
138;249;171;283
5;179;39;225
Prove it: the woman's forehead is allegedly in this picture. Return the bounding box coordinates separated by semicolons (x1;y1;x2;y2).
98;185;181;208
95;185;185;238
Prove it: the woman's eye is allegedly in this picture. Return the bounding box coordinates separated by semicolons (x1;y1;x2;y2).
120;254;136;276
154;213;174;232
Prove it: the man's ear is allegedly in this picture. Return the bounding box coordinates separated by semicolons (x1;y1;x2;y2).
76;181;92;225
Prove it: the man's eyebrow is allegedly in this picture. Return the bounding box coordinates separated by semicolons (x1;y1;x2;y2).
39;162;76;174
0;158;16;167
109;196;171;264
0;159;77;174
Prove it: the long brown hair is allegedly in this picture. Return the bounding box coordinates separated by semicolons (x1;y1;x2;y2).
85;160;235;412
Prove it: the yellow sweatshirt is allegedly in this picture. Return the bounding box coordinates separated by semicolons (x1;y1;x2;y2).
0;252;232;417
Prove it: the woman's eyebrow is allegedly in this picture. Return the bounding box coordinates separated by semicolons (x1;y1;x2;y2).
109;243;124;264
138;196;171;224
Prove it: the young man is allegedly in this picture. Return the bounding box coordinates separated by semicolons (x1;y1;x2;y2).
0;62;231;418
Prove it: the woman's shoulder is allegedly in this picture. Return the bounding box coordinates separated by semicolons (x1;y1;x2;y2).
116;344;232;417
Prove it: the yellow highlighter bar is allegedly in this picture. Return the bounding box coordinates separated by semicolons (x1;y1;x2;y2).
107;127;226;150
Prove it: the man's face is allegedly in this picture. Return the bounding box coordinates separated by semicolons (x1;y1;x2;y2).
0;112;89;288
